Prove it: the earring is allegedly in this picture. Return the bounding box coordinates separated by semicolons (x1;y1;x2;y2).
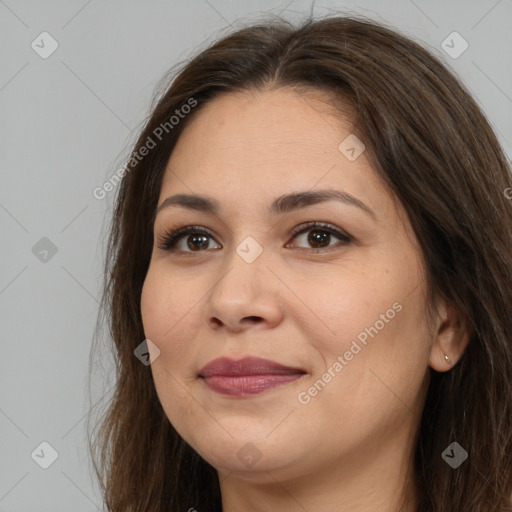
444;354;451;364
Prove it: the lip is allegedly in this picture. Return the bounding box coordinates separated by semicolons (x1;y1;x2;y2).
199;357;306;397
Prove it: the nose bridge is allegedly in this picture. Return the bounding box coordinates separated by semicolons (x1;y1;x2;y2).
216;235;268;297
205;234;281;328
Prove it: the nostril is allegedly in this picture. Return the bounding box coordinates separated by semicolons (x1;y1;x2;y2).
243;316;263;323
207;315;263;329
209;317;223;327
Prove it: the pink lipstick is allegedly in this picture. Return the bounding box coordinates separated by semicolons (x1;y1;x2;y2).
199;357;306;397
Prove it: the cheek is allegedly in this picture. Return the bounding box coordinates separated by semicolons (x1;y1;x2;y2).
298;284;430;437
140;269;206;429
302;265;404;353
140;271;166;341
303;259;430;383
140;268;200;362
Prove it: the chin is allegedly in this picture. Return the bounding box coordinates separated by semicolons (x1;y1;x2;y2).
188;428;304;478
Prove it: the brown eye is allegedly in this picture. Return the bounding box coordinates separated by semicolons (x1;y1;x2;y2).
307;229;332;248
157;226;221;254
289;222;352;251
186;234;210;251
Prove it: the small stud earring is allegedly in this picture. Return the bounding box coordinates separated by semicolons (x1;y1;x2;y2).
444;354;451;364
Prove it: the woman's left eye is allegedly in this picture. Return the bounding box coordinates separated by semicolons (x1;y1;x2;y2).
287;222;352;251
156;221;352;255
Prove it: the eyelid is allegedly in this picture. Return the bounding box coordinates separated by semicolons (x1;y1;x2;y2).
289;221;351;241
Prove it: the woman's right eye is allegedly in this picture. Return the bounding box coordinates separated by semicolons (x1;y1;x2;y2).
156;226;222;256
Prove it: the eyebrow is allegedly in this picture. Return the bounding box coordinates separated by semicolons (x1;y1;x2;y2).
156;189;376;220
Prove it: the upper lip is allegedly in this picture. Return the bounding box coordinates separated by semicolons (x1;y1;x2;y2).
199;357;306;378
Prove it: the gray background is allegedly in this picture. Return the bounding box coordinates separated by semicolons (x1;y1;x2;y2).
0;0;511;510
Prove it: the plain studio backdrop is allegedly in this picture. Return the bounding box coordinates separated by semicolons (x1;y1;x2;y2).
0;0;511;510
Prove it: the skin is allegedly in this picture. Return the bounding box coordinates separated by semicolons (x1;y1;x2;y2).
140;87;469;511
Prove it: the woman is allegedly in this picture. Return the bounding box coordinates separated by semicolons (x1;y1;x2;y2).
89;13;512;511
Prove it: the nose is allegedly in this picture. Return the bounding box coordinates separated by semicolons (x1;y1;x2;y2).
204;244;284;333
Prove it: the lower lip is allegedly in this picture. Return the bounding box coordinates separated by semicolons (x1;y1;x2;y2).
202;374;304;396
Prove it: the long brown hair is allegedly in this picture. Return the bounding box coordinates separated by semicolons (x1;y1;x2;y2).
88;13;512;511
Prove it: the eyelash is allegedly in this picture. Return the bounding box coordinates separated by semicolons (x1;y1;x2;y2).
156;221;353;256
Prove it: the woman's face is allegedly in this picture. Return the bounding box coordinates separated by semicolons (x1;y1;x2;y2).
141;87;434;484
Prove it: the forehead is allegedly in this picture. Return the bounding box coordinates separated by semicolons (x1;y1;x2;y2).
172;86;354;155
163;88;367;182
157;87;402;228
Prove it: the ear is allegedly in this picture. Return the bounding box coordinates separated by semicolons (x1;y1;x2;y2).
429;298;471;372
